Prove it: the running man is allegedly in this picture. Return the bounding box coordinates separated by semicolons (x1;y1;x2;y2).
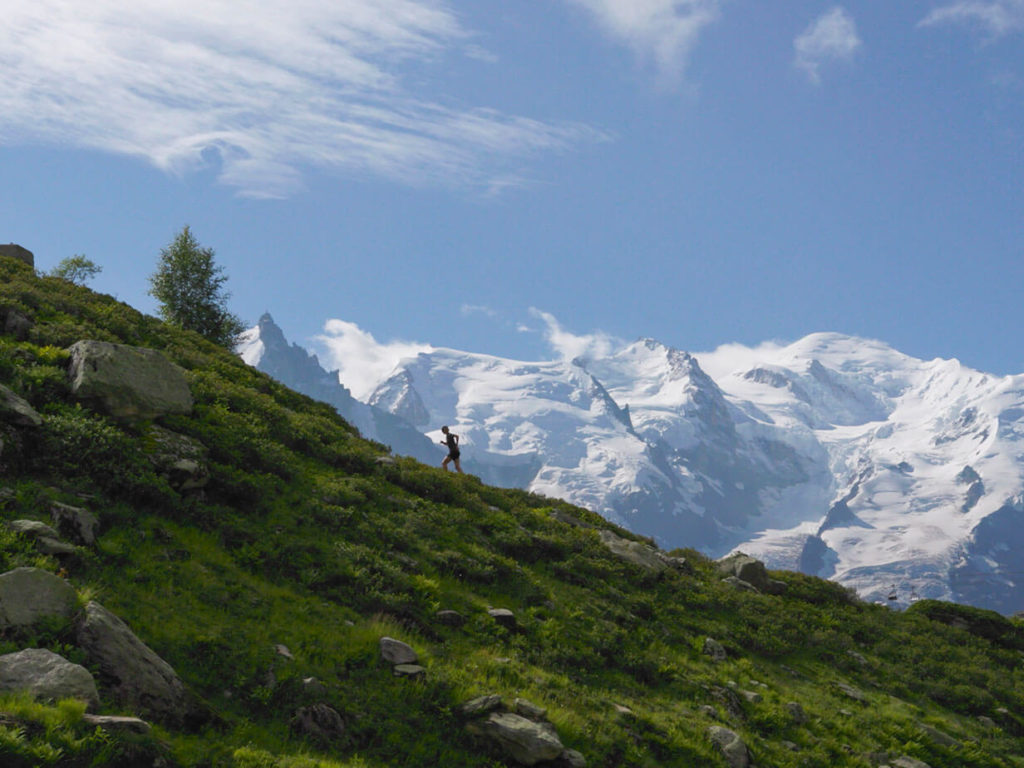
440;425;463;473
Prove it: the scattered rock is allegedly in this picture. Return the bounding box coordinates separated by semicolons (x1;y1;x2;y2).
291;703;345;743
916;722;958;747
488;608;517;629
34;537;78;556
76;601;198;727
707;725;751;768
8;519;61;540
379;637;417;665
2;308;33;341
977;715;997;729
0;383;42;428
514;698;548;720
722;576;760;593
549;510;594;529
0;649;100;710
81;714;152;735
0;567;78;630
374;455;397;466
716;553;787;595
598;530;667;573
703;637;728;662
698;705;719;719
739;690;762;704
460;694;504;718
847;650;869;666
468;712;565;766
892;758;932;768
613;703;634;716
835;682;867;703
656;553;692;573
67;340;193;420
146;426;209;491
557;748;587;767
435;609;466;627
393;664;426;678
301;677;328;697
50;501;99;546
708;685;745;721
274;643;294;660
786;701;807;724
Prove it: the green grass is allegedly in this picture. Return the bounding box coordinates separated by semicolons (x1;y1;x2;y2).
2;253;1024;767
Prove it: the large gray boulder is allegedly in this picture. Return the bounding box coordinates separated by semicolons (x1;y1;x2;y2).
7;520;76;556
0;567;78;630
707;726;751;768
468;712;565;765
379;637;418;665
50;501;99;546
716;553;787;594
0;648;100;710
0;383;42;427
598;530;667;573
76;601;195;726
67;340;193;420
0;244;34;267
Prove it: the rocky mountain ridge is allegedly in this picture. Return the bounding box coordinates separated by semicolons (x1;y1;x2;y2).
243;320;1024;613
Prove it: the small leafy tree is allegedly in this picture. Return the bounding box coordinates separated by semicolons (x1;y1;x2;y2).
148;226;245;347
49;254;102;285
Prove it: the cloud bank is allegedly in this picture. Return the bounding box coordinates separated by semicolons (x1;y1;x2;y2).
566;0;722;80
920;0;1024;37
530;308;624;363
316;319;432;401
794;6;862;85
0;0;607;198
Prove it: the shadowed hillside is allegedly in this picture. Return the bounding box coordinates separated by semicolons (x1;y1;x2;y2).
2;252;1023;767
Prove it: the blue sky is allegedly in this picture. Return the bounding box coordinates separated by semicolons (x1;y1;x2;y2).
2;1;1022;378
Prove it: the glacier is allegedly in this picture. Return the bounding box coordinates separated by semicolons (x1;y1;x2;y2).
241;320;1024;614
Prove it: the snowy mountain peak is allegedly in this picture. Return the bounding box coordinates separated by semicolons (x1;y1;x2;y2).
240;321;1024;614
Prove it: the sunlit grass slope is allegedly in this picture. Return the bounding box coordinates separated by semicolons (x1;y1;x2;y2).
1;254;1023;767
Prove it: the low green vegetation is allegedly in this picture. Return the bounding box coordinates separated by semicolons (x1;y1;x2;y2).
2;253;1023;767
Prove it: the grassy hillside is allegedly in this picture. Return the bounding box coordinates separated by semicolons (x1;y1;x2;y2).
2;253;1023;768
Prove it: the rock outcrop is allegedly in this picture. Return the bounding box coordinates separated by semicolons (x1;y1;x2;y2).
50;501;99;546
76;601;197;726
67;340;193;420
0;244;34;268
0;567;78;630
598;529;667;573
0;383;42;428
468;712;565;766
716;553;787;595
0;648;100;711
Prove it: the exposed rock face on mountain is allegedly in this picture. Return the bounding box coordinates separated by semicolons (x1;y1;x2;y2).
237;315;439;464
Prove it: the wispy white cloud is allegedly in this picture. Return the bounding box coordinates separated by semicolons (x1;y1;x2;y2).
315;319;431;400
920;0;1024;37
0;1;608;198
692;340;788;381
530;308;624;363
565;0;722;81
460;304;498;318
793;6;863;85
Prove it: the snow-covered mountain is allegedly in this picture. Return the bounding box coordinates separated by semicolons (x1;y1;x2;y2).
240;319;1024;614
237;314;440;464
364;332;1024;613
